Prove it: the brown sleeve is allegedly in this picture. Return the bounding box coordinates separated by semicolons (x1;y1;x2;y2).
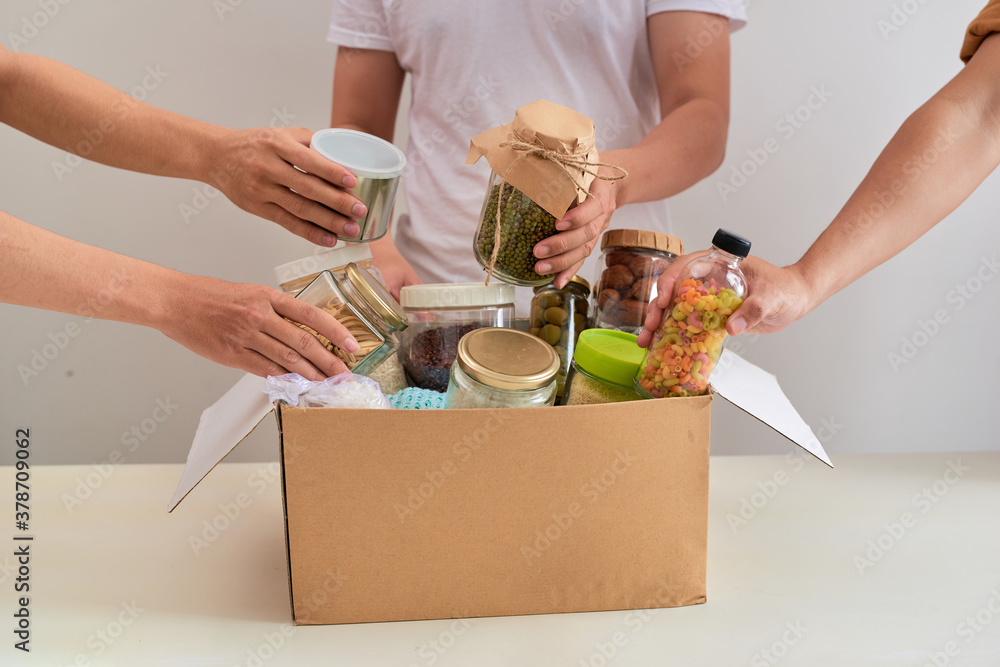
962;0;1000;62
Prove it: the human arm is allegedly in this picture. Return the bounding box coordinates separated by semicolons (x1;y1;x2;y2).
535;10;732;287
0;211;359;379
0;44;365;246
329;46;419;298
638;33;1000;346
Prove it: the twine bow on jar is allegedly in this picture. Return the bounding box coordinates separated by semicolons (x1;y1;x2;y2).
484;133;628;285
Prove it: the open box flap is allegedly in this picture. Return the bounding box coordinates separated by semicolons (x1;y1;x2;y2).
711;349;833;467
168;373;273;511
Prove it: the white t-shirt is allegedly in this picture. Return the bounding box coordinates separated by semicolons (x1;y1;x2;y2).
328;0;747;308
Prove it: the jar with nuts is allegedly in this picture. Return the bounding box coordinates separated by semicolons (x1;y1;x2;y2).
593;229;683;335
293;263;408;378
528;276;590;403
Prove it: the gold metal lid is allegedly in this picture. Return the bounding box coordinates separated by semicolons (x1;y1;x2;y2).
456;328;560;391
343;263;407;330
532;275;591;296
600;229;683;255
568;275;591;294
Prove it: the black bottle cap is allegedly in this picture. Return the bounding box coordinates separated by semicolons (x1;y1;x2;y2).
712;229;751;258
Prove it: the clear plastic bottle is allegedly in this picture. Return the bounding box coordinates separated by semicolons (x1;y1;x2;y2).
635;229;750;398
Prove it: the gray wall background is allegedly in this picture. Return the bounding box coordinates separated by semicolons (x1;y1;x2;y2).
1;0;996;466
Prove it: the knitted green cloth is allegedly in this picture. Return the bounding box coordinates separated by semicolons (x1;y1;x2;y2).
389;387;447;410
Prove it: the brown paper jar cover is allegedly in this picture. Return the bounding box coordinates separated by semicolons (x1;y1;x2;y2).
466;99;599;219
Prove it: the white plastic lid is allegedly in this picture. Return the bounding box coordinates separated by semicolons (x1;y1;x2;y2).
274;245;374;286
310;129;406;179
400;282;516;309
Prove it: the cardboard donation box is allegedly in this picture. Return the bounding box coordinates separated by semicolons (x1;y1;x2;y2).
170;351;831;625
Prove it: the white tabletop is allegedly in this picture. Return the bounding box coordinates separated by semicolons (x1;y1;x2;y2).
2;453;999;666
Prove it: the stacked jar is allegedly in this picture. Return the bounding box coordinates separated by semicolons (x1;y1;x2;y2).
399;283;516;392
593;229;683;335
528;277;590;403
447;328;560;409
294;263;408;378
275;244;383;296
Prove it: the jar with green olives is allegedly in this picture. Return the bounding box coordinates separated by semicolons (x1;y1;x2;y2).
529;276;590;403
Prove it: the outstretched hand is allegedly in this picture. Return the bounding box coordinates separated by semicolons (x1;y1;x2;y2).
637;253;815;349
208;126;367;247
156;274;359;380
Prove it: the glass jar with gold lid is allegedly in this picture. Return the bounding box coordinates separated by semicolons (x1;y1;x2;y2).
294;262;408;377
446;328;560;409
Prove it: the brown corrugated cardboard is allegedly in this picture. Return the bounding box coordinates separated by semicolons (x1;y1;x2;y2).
170;350;832;625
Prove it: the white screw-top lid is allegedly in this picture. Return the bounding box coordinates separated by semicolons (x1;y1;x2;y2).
400;282;516;309
274;245;374;286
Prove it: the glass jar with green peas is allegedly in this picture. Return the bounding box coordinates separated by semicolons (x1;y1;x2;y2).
473;172;561;287
529;276;590;403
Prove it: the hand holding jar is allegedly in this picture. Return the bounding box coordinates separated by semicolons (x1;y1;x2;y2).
635;229;750;398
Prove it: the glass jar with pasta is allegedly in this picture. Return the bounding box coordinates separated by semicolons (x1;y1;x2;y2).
293;263;408;378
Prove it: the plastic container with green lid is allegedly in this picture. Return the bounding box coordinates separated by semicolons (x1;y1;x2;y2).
563;329;646;406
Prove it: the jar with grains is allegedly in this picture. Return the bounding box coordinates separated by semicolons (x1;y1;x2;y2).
529;276;589;403
400;282;516;392
636;229;750;398
293;263;408;378
274;244;383;296
593;229;683;334
564;329;645;406
446;328;560;409
366;352;408;394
